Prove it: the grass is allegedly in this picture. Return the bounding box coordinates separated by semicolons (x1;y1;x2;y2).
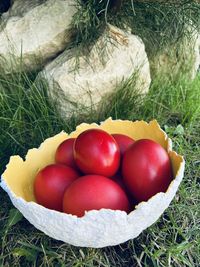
0;64;200;266
71;1;200;58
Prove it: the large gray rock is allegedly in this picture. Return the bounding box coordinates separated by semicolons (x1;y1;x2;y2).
0;0;77;72
39;25;151;118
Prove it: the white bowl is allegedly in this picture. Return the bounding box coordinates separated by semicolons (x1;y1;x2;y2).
0;118;185;248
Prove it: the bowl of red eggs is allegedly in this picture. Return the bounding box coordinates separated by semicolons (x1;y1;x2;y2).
1;118;185;248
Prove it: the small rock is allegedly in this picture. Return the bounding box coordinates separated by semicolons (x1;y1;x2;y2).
150;31;200;79
39;25;151;118
0;0;77;73
194;34;200;76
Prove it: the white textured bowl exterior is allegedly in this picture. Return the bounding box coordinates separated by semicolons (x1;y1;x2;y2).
0;119;185;248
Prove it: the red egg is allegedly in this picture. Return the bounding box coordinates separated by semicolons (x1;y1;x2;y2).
63;175;130;217
34;164;80;211
55;138;76;168
111;173;138;208
74;129;120;177
112;134;135;156
122;139;173;202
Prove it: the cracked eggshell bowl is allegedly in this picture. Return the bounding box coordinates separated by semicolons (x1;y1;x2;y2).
0;118;185;248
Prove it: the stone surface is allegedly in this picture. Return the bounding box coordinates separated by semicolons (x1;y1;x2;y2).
194;33;200;75
39;25;151;118
1;119;185;248
0;0;77;72
150;32;200;79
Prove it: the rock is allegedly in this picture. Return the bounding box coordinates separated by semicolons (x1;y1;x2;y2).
194;34;200;75
0;0;77;72
39;24;151;118
150;32;200;79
